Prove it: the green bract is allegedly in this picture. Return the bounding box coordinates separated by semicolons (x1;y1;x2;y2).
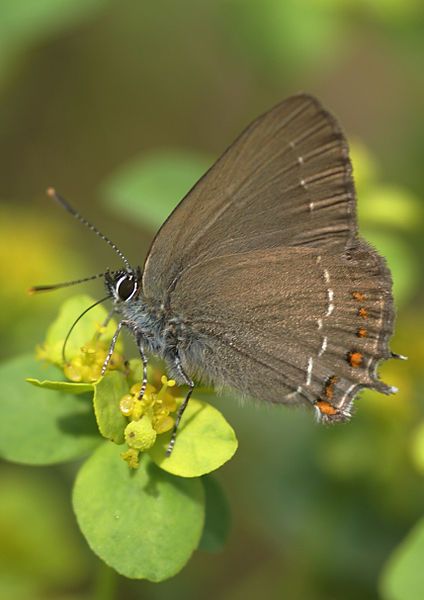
93;371;128;444
26;377;94;394
149;397;238;477
73;443;205;581
0;294;237;579
39;294;121;365
0;354;99;465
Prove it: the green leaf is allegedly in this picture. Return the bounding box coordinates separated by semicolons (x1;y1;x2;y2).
0;0;110;81
380;516;424;600
199;476;231;553
72;442;205;581
350;141;379;192
41;294;119;365
359;186;422;231
93;371;129;444
362;230;418;306
26;377;94;394
223;0;341;75
149;397;238;477
0;354;100;465
101;150;212;230
411;422;424;474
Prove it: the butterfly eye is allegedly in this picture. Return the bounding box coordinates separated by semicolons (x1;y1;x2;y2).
116;275;137;302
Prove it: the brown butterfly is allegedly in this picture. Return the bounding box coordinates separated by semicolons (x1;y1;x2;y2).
32;94;404;454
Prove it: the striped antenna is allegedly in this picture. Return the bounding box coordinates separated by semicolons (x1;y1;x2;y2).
47;187;131;270
28;272;105;294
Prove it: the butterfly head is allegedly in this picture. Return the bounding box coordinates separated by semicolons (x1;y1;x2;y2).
105;267;142;304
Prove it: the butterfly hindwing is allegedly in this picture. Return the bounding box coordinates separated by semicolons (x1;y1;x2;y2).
168;240;394;418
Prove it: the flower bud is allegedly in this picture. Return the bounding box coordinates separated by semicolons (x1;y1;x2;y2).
124;418;157;451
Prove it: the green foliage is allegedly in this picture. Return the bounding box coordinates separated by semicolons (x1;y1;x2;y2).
0;469;91;596
149;397;238;478
380;517;424;600
40;295;121;366
359;186;422;231
26;377;94;394
73;443;205;581
0;354;99;465
351;142;421;308
327;0;423;23
93;371;128;444
380;421;424;599
223;0;343;74
102;150;211;230
411;422;424;473
362;230;418;306
0;295;237;580
199;476;231;553
0;0;110;82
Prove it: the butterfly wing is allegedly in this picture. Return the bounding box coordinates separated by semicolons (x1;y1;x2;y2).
168;241;394;419
142;93;357;302
140;93;396;418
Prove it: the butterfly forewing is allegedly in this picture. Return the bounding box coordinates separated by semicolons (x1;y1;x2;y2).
140;93;396;420
142;94;357;302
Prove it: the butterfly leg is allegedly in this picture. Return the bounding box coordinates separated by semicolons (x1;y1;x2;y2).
166;354;194;457
100;307;116;330
101;320;127;375
135;333;149;399
93;307;116;343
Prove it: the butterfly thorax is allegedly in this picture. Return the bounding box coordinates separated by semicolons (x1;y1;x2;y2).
117;293;199;366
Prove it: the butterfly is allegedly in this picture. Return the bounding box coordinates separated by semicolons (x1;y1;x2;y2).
32;94;403;454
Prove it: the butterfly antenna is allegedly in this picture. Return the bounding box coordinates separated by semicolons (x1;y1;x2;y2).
46;187;131;270
62;295;111;364
28;272;105;294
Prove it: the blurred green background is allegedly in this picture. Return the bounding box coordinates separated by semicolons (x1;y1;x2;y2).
1;0;424;598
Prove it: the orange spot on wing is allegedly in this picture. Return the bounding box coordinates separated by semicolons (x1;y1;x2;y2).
357;327;367;338
352;291;366;301
316;400;338;416
358;307;368;318
348;351;363;368
324;375;337;400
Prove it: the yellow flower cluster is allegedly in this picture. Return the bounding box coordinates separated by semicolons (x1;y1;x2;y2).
63;339;125;383
120;375;178;468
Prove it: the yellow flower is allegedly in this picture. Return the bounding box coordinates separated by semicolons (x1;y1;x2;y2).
125;418;157;451
63;339;125;383
119;372;178;465
119;376;176;428
121;448;140;469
